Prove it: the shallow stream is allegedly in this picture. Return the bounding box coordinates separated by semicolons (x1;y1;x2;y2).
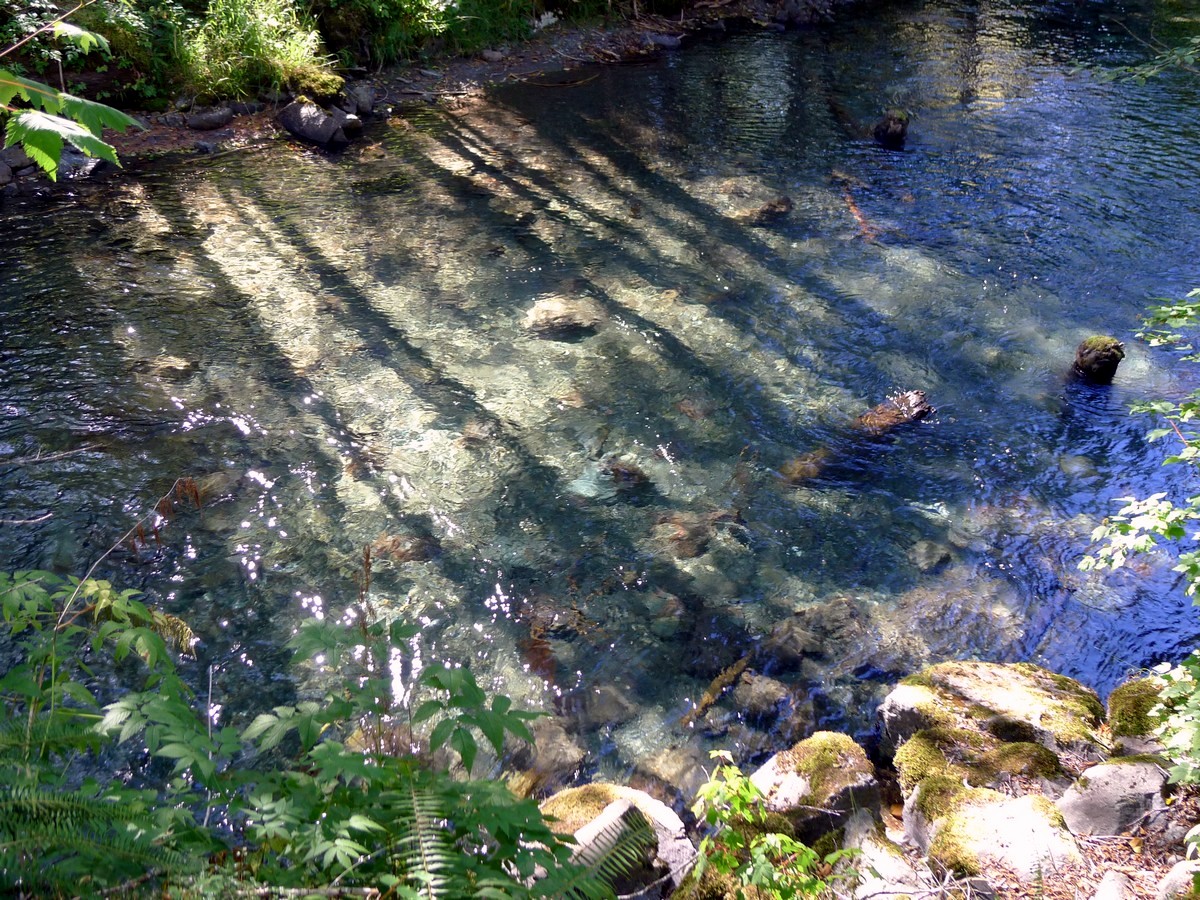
4;0;1200;794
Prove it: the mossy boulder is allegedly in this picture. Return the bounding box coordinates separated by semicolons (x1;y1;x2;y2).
749;731;879;842
1107;677;1161;739
879;661;1104;757
906;778;1079;879
1073;335;1125;385
540;783;694;894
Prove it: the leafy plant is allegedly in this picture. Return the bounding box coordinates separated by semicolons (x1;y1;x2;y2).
1082;289;1200;866
1;3;142;179
0;543;646;896
180;0;343;100
690;750;851;899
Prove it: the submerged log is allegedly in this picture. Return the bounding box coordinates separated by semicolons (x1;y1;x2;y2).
855;389;934;437
1072;335;1125;385
781;390;934;485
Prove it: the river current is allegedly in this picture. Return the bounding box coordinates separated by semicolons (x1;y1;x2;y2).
3;0;1200;793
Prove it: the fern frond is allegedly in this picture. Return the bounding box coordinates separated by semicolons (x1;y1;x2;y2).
390;774;460;899
541;802;657;900
0;784;192;892
0;710;102;760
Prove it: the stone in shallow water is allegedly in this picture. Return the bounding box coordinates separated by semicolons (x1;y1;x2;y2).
522;295;605;337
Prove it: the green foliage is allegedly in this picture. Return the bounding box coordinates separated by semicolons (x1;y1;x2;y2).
180;0;343;100
1081;290;1200;591
1;10;142;179
1081;289;1200;863
0;565;649;897
690;750;851;898
313;0;535;67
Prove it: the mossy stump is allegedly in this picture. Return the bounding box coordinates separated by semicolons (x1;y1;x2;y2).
1073;335;1125;385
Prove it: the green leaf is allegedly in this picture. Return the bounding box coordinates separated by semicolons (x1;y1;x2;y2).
52;22;110;56
5;110;119;179
0;69;63;113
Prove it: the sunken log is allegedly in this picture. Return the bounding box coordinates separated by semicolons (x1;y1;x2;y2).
1072;336;1125;385
781;390;934;485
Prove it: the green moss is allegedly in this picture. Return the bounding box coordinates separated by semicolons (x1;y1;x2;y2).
539;784;620;835
1030;795;1067;829
779;731;872;806
912;774;973;822
1107;679;1162;738
671;863;743;900
1104;753;1168;766
928;816;981;877
901;672;934;688
974;742;1065;783
893;728;984;791
1009;663;1104;744
1080;335;1124;354
810;826;844;859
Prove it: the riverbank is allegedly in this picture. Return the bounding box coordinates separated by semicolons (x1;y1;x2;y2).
4;0;822;180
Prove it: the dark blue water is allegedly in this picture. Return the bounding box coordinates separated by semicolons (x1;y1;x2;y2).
3;0;1200;792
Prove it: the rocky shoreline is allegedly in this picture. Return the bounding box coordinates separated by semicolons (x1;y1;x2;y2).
0;0;835;195
536;661;1198;899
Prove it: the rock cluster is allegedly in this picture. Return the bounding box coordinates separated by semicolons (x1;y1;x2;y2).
530;662;1193;899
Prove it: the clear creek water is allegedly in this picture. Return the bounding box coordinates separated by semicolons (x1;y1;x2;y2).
4;0;1200;793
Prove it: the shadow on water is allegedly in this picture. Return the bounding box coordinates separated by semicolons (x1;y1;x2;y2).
3;0;1200;795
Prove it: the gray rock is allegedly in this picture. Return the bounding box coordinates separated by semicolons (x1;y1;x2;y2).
330;106;363;138
541;784;692;897
637;744;709;800
568;800;661;895
0;146;31;169
230;100;264;115
581;684;638;729
905;788;1080;880
762;616;821;671
843;809;926;899
1057;760;1167;836
751;731;879;842
647;33;682;49
1156;860;1200;900
480;48;506;62
732;671;791;719
0;162;10;186
909;538;953;573
523;295;605;337
187;107;233;130
343;82;375;115
278;100;350;148
1093;870;1132;900
16;165;38;178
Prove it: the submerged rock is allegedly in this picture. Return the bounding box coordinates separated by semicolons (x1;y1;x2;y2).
523;295;605;338
278;100;354;148
855;390;934;437
733;195;793;226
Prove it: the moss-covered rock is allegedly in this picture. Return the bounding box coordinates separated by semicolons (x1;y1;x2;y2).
540;782;695;895
750;731;879;842
879;661;1104;757
893;726;992;791
974;742;1067;783
1107;678;1161;738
